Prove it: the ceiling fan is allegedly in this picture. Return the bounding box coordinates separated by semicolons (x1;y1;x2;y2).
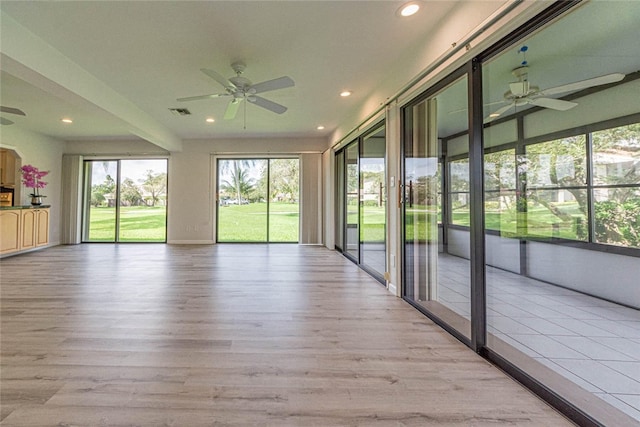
486;65;625;122
177;61;294;120
0;106;26;125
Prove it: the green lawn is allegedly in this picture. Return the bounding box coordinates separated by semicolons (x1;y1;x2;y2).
451;201;586;240
87;206;166;242
218;202;299;242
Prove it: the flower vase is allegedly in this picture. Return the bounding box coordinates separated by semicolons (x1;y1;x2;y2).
31;195;43;206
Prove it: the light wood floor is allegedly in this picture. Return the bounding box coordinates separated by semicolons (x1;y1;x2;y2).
0;244;573;426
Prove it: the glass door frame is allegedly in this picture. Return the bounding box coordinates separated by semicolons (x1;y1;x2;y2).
399;3;611;425
335;121;387;284
215;156;300;243
400;63;485;350
81;158;168;243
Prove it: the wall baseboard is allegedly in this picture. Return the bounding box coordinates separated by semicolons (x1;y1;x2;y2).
167;240;215;245
388;282;397;295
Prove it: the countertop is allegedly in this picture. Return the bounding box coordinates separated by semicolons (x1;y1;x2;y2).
0;205;51;210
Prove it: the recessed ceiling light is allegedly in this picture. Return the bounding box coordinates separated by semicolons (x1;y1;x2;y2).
340;91;352;97
398;1;420;17
205;117;215;123
61;118;73;124
489;113;500;118
317;125;325;130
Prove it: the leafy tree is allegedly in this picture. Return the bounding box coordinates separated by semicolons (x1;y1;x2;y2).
520;124;639;246
120;177;144;206
140;170;167;207
268;159;299;203
91;174;115;207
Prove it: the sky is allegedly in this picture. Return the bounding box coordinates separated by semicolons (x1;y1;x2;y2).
88;159;167;185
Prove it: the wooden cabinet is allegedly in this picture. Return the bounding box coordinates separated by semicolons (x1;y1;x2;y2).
0;149;17;186
0;209;21;254
0;207;49;256
36;208;50;247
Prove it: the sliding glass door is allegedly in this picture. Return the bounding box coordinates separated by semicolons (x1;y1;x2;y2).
217;158;299;243
360;126;386;277
403;74;472;341
83;159;167;242
336;124;387;282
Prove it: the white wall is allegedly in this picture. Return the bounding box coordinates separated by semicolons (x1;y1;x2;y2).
65;136;327;245
486;234;520;274
447;228;471;259
445;226;639;308
1;126;65;246
525;79;640;138
528;242;640;309
168;138;326;244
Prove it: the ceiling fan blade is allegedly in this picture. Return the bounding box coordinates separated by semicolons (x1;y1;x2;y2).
176;93;228;102
0;117;15;125
0;106;26;116
485;102;515;122
539;73;625;96
224;99;241;120
201;68;236;91
248;96;287;114
249;76;294;94
529;97;577;111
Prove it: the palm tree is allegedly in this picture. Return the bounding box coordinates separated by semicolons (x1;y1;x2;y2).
218;159;256;205
219;160;255;204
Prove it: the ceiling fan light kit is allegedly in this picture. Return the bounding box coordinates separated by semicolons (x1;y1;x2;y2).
177;61;294;124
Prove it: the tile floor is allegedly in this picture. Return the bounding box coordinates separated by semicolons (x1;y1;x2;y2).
436;253;640;422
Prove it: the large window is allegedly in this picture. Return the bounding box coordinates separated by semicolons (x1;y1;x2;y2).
524;135;588;241
449;158;469;226
217;158;299;243
592;123;640;249
484;149;516;234
450;125;640;249
83;159;167;242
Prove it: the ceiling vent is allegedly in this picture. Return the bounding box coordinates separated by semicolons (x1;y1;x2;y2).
169;108;191;116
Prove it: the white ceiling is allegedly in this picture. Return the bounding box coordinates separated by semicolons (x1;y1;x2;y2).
0;0;470;148
2;1;638;151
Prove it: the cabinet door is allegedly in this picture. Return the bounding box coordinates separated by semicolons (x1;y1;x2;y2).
21;209;36;250
0;210;21;253
36;208;50;247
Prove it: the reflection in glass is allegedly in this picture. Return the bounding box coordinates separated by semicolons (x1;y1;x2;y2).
482;1;640;423
592;124;640;249
335;150;345;251
449;158;470;226
594;187;640;249
404;75;471;339
485;150;517;234
345;143;359;260
360;126;386;277
525;136;586;188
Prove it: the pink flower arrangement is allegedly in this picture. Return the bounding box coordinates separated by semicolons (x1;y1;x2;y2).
20;164;49;197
